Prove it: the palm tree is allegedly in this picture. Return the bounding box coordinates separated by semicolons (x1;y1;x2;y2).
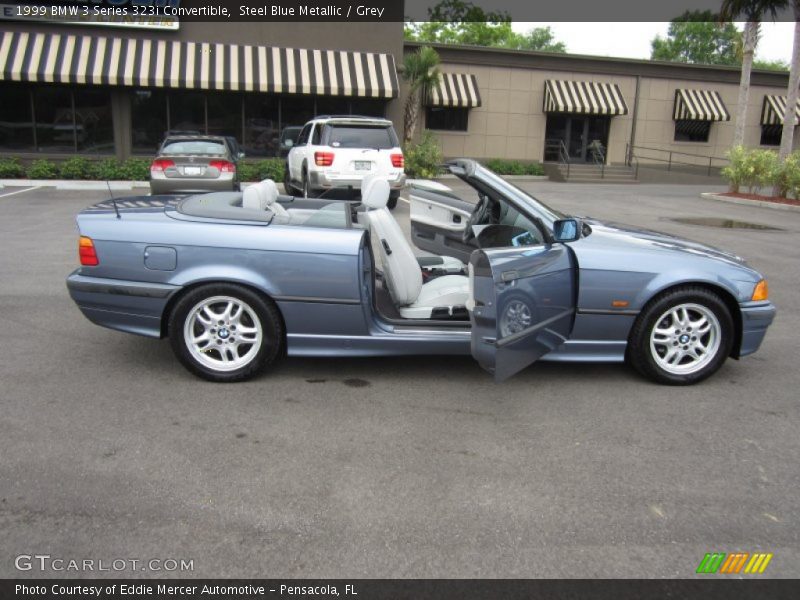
401;46;441;145
720;0;787;147
778;2;800;161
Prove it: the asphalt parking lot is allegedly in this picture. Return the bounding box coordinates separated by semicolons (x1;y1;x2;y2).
1;180;798;578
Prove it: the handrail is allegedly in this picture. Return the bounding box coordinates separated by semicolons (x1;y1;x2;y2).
626;143;728;176
557;139;570;180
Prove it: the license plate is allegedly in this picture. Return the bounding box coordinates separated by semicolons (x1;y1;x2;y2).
184;166;204;176
354;161;371;171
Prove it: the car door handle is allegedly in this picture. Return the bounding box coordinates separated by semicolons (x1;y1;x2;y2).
501;270;519;282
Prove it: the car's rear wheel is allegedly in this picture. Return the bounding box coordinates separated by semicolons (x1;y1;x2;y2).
628;286;733;385
169;284;283;382
388;190;400;210
283;164;295;195
301;168;315;198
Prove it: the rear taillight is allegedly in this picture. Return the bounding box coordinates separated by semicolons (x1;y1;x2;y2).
315;151;335;167
390;153;404;168
150;159;175;172
209;160;236;173
79;236;99;266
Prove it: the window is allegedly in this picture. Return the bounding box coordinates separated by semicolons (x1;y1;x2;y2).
325;124;397;149
207;92;242;138
315;96;350;117
296;124;312;146
426;107;469;132
72;89;113;153
760;125;781;146
34;86;75;152
0;84;35;151
169;91;205;134
280;95;316;131
674;120;711;142
349;98;387;118
160;139;227;156
132;89;168;153
243;95;280;157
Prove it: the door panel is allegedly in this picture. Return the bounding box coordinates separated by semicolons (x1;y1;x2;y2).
409;185;474;263
469;244;576;381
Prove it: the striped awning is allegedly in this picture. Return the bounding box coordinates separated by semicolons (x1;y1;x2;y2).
544;80;628;116
0;31;398;98
673;89;730;121
426;73;481;108
761;95;800;126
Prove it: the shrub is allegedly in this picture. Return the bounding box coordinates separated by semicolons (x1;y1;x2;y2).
722;146;779;194
59;157;93;179
782;151;800;199
91;158;124;180
483;158;544;176
27;159;59;179
403;131;443;179
0;157;25;178
117;158;150;181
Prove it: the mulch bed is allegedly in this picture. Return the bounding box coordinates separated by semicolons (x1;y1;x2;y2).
721;192;800;207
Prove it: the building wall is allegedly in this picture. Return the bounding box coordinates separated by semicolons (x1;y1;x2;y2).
413;43;792;166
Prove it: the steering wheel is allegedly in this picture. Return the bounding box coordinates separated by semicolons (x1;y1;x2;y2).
462;194;492;244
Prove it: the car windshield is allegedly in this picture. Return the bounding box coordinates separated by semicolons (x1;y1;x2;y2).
476;165;565;225
161;140;227;156
325;124;396;149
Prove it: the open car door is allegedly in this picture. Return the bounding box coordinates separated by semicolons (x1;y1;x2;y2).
469;242;576;381
409;181;475;264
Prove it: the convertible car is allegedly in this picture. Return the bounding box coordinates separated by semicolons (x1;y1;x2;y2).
66;160;775;385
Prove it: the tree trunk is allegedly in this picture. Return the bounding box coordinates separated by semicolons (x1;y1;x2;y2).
779;16;800;161
403;89;420;145
733;21;758;148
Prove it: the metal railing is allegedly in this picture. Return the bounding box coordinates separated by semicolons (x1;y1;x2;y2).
626;143;728;176
544;139;571;179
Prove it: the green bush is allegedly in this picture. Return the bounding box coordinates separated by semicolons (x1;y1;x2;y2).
90;158;123;180
27;159;59;179
780;151;800;199
0;157;25;178
483;158;544;176
722;146;780;195
117;158;150;181
59;157;93;179
239;158;285;182
403;131;443;179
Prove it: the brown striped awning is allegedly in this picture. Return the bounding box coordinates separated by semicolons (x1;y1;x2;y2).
426;73;481;108
544;80;628;116
673;89;730;121
761;95;800;126
0;31;399;98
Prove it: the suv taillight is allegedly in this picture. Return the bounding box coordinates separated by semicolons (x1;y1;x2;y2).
209;160;236;173
150;159;175;172
79;236;99;266
390;153;404;168
315;151;335;167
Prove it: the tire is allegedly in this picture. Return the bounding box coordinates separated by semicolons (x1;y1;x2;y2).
387;189;400;210
301;168;315;198
168;283;284;383
627;286;733;385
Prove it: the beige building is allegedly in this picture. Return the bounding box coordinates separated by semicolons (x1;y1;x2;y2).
409;42;797;174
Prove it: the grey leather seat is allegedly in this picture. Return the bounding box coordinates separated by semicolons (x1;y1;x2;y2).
362;175;469;319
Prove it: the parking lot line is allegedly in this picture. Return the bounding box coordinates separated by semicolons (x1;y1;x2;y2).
0;186;41;199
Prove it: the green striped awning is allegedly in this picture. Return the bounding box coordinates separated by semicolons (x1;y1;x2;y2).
426;73;481;108
0;31;399;98
673;89;730;121
761;95;800;126
544;80;628;116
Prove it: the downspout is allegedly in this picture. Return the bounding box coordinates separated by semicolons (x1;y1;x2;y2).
627;74;641;166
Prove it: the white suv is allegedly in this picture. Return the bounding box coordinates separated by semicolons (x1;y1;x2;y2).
284;116;406;209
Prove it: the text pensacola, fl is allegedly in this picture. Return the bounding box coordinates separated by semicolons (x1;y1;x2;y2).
16;584;357;596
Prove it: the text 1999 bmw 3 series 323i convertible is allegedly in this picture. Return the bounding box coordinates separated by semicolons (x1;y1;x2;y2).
66;159;775;385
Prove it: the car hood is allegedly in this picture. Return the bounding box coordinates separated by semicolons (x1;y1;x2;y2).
583;219;748;267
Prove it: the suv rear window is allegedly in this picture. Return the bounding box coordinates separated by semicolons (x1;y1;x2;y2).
161;140;227;156
324;124;397;149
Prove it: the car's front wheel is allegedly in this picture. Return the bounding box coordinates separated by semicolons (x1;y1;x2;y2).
168;284;283;382
628;286;733;385
388;189;400;210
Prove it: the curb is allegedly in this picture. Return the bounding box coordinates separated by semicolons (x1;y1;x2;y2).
0;179;150;190
700;192;800;213
433;174;549;181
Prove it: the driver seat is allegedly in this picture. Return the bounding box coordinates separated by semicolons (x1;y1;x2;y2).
362;176;470;319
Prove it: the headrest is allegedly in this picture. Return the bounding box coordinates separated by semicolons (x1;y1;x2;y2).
259;179;279;205
242;185;266;210
361;175;390;210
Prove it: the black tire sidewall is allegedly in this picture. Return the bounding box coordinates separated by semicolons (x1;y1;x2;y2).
387;190;400;210
168;284;283;382
629;287;734;385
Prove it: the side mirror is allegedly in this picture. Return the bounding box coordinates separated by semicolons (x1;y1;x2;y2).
283;139;294;148
553;218;581;243
238;151;246;159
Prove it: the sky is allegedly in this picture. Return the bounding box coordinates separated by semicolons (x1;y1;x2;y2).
513;22;795;64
